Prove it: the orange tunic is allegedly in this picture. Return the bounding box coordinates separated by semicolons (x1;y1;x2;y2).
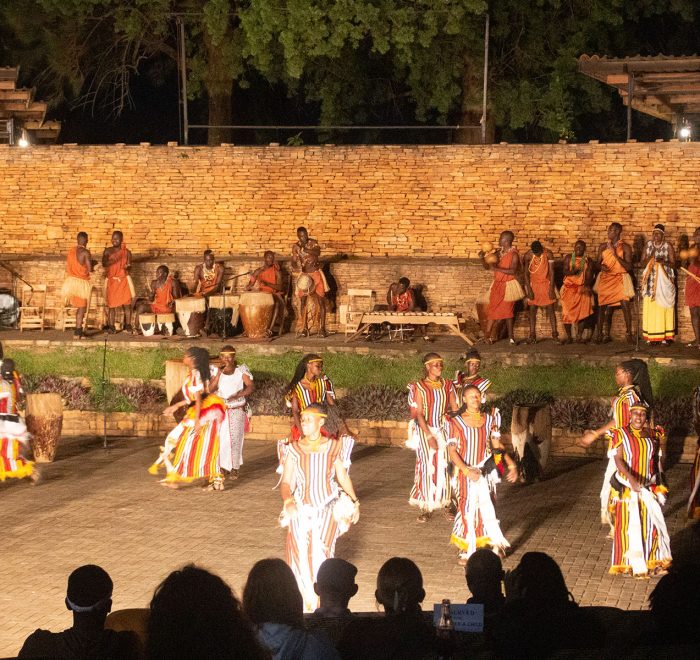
487;249;518;320
253;264;280;294
105;246;133;308
560;256;594;324
526;254;555;306
65;246;91;308
151;275;175;314
597;242;631;307
686;261;700;309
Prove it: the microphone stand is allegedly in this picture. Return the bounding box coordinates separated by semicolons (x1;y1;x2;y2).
221;271;251;342
101;334;108;449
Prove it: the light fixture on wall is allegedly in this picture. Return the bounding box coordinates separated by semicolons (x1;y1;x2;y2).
17;129;30;148
678;124;692;141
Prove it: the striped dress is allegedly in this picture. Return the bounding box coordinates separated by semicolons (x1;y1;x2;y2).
453;373;492;404
600;386;642;523
284;436;354;612
278;375;337;468
407;378;455;511
447;412;508;555
0;376;33;481
163;370;225;483
608;425;671;575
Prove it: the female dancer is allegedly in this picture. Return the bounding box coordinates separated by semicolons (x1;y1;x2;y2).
608;403;672;576
279;403;358;612
212;346;254;480
277;353;340;472
149;347;225;490
0;359;35;483
454;348;492;405
447;385;517;564
581;359;651;528
407;353;458;522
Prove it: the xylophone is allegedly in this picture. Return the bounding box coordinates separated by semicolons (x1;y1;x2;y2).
345;311;473;345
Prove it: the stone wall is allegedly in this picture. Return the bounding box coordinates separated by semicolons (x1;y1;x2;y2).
0;142;698;258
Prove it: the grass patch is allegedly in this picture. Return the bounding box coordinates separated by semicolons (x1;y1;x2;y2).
8;349;698;400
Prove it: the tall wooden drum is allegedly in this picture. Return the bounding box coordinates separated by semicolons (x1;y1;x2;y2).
165;360;190;404
26;393;63;462
176;297;206;337
239;292;275;339
511;403;552;483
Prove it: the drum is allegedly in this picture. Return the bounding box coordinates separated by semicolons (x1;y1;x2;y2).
0;292;19;328
239;291;275;339
139;313;156;337
295;273;315;296
165;360;190;404
511;403;552;484
208;295;235;309
176;297;206;337
156;313;175;336
25;393;63;462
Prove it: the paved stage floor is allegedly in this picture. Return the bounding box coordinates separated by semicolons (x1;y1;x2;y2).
0;436;697;657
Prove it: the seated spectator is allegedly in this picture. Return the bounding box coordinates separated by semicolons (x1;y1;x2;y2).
466;549;505;633
495;552;605;658
243;558;339;660
146;564;267;660
307;559;358;645
18;564;141;659
337;557;448;660
647;562;700;648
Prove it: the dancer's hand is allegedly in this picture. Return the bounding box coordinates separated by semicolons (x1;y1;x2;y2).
351;501;360;524
193;420;201;434
428;434;439;451
465;467;480;482
580;430;597;447
284;499;298;518
506;465;518;483
163;404;178;416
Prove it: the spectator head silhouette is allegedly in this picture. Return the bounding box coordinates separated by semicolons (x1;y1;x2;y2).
243;558;303;628
466;549;505;603
649;562;700;644
375;557;425;615
505;552;571;606
146;564;266;660
65;564;113;623
314;558;358;613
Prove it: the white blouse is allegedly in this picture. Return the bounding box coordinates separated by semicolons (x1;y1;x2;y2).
216;364;253;407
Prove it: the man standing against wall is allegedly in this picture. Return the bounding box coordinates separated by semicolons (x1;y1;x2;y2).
61;232;93;339
102;230;134;333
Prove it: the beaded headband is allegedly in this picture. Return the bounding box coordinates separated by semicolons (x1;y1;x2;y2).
629;403;649;412
424;358;444;365
307;358;323;364
220;350;236;356
302;408;327;418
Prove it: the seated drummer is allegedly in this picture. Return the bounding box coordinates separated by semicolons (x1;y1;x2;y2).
193;250;224;298
246;251;285;336
133;265;182;334
385;277;430;341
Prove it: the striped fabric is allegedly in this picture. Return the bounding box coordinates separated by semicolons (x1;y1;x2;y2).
290;375;336;411
407;378;455;511
284;438;353;612
608;425;671;574
447;413;501;552
0;437;33;481
0;378;18;415
454;374;492;394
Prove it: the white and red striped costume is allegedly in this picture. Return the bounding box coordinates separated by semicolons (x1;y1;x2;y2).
0;376;33;482
407;378;455;512
283;435;354;611
447;411;509;558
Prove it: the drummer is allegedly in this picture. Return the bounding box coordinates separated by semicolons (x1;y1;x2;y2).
385;277;430;341
133;265;182;335
193;250;224;298
246;251;285;336
297;254;330;337
291;226;321;273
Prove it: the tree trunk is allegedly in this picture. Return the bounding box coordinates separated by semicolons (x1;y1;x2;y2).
203;26;234;145
454;50;495;144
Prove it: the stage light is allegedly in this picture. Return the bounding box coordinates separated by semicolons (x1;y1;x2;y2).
678;125;692;141
17;129;29;148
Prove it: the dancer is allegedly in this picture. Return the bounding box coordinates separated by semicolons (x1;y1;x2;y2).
407;353;458;522
593;222;635;344
454;348;492;404
581;360;651;529
559;239;594;343
0;359;35;483
641;223;676;345
61;231;93;339
522;240;558;343
684;227;700;348
102;230;134;333
279;404;358;612
149;347;225;490
212;346;253;480
608;403;672;577
688;386;700;520
447;385;517;564
479;231;523;345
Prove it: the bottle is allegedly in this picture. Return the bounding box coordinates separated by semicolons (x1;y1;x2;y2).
437;598;453;635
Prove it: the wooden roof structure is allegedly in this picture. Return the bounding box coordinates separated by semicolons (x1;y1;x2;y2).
0;66;61;144
578;55;700;125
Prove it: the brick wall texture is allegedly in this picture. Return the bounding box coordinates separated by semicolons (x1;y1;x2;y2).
0;143;698;341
